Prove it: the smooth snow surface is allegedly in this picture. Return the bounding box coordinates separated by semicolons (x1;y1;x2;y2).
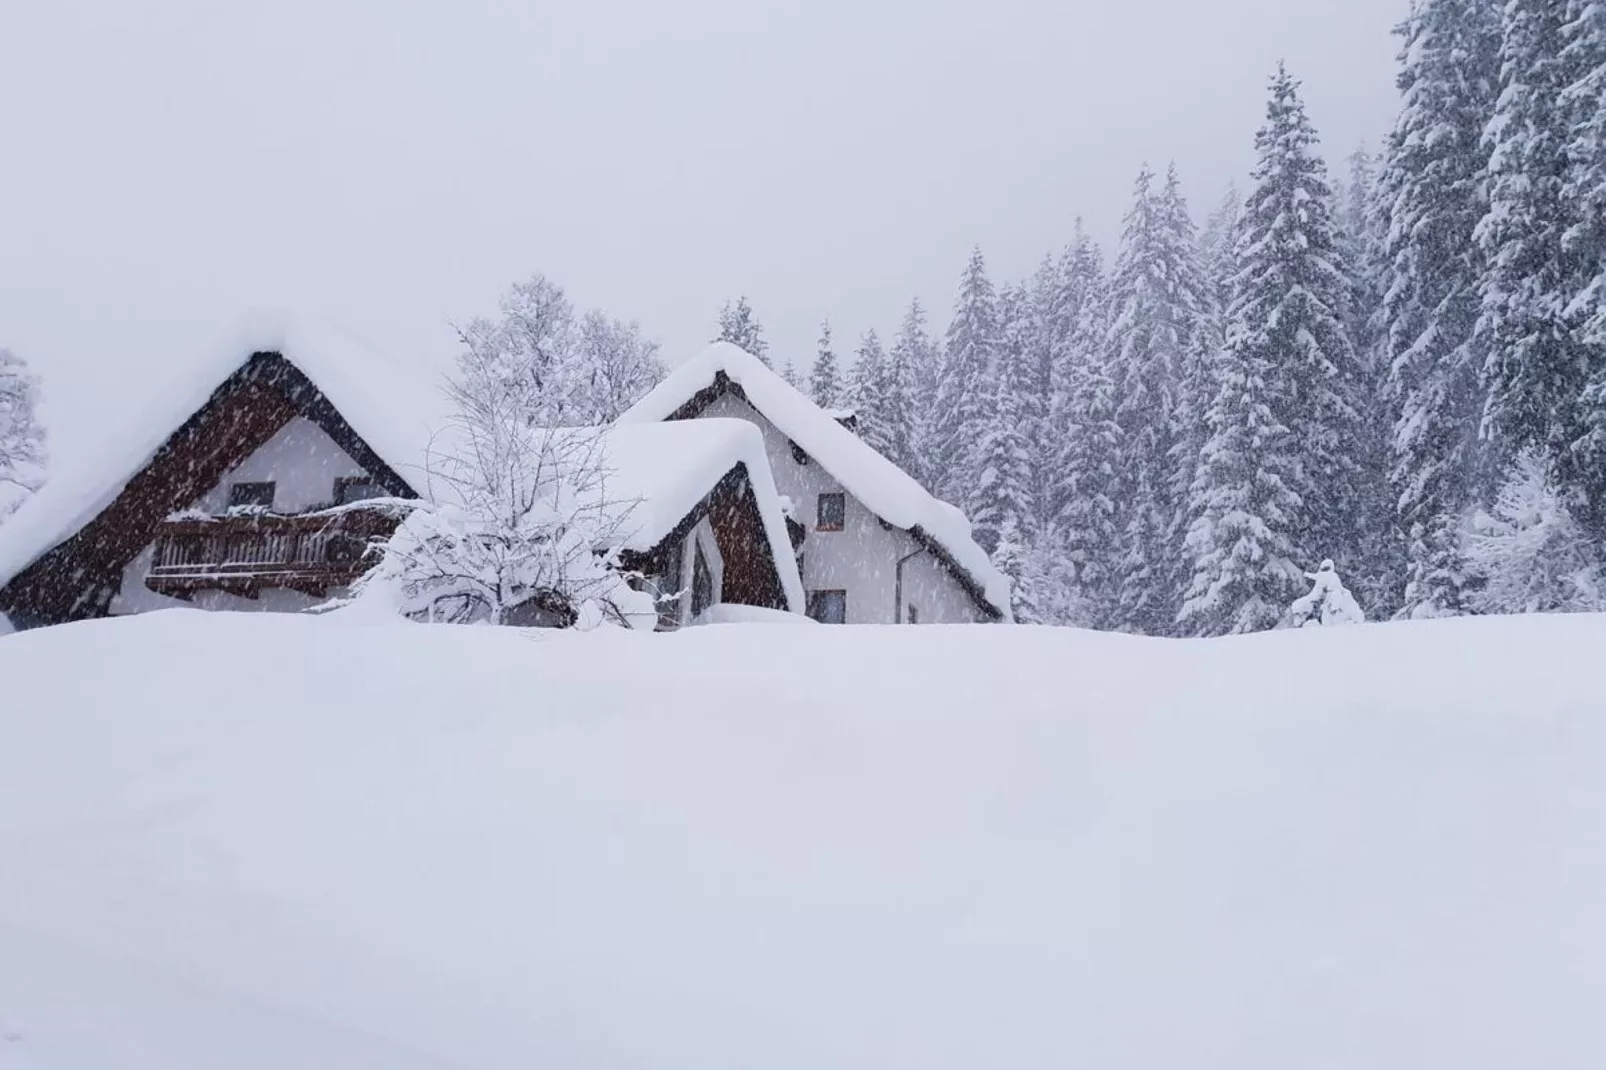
620;342;1011;618
3;612;1606;1068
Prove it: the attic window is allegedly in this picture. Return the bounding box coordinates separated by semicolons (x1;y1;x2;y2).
816;493;845;532
228;481;276;510
334;476;386;505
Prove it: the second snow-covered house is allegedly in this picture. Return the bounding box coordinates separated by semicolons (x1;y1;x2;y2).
0;320;803;632
619;343;1011;624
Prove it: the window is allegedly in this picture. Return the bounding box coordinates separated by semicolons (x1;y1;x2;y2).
691;543;716;617
227;481;276;510
334;476;386;505
807;589;847;624
816;492;846;532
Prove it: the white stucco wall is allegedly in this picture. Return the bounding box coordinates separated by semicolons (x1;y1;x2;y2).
695;393;989;624
111;418;372;618
191;417;369;514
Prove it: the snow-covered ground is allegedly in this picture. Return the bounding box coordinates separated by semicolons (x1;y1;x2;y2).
2;611;1604;1068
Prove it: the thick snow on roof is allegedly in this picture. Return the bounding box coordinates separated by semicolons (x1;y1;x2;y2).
621;342;1011;618
0;320;802;614
596;419;804;611
0;312;454;589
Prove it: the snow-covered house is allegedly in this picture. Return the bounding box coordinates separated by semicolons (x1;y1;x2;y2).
619;343;1010;624
0;321;803;631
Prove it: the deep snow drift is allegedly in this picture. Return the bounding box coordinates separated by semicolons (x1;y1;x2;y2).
2;611;1605;1068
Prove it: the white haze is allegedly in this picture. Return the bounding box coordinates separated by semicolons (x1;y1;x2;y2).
0;0;1404;464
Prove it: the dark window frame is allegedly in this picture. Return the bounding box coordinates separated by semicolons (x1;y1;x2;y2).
227;481;276;510
816;492;846;532
333;475;385;505
807;589;848;624
691;541;716;617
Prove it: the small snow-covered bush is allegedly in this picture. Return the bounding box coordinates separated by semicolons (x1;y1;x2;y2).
1287;559;1367;627
1464;452;1606;615
346;377;650;629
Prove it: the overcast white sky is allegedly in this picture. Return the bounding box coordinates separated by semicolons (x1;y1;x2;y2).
1;0;1405;457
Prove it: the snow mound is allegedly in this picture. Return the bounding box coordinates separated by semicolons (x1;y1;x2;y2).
4;611;1606;1068
619;342;1010;619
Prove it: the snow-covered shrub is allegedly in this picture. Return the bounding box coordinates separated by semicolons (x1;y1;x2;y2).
346;383;651;629
1464;452;1606;615
0;347;46;519
1287;559;1367;627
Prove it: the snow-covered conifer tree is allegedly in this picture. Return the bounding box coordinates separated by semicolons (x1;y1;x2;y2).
1561;0;1606;519
1048;239;1122;628
715;296;770;367
1380;0;1503;617
0;348;46;519
1168;188;1241;633
969;285;1037;555
1180;66;1359;635
932;247;999;504
1477;0;1606;531
879;316;920;478
809;320;843;409
990;516;1041;624
1465;450;1606;614
892;298;942;486
1105;164;1208;633
848;329;894;457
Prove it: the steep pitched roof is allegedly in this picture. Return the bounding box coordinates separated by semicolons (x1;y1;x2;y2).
0;318;803;621
618;342;1011;621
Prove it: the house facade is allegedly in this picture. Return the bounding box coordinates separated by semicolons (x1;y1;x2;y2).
0;325;802;632
619;343;1011;625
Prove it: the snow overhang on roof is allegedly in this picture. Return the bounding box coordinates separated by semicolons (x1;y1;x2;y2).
617;342;1012;620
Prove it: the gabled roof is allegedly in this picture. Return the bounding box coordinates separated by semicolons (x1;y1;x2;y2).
0;317;803;621
617;342;1011;621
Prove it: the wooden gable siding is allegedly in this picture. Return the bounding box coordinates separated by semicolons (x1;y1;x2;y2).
0;352;415;628
619;462;789;615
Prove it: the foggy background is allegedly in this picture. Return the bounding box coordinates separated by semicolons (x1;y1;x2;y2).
0;0;1405;460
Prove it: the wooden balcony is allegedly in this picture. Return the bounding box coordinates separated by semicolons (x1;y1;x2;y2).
145;509;398;599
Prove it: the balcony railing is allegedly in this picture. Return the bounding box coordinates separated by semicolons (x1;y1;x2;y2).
145;509;398;598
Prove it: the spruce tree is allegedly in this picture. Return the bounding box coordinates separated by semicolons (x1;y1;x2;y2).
1562;0;1606;513
1335;147;1407;619
1380;0;1503;617
990;516;1042;624
848;329;894;457
1050;242;1122;628
1179;66;1360;634
1477;0;1603;529
970;284;1037;556
810;320;842;409
1043;225;1107;526
1169;187;1241;634
715;296;770;366
892;298;943;485
932;247;999;505
1105;164;1208;634
880;316;920;478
